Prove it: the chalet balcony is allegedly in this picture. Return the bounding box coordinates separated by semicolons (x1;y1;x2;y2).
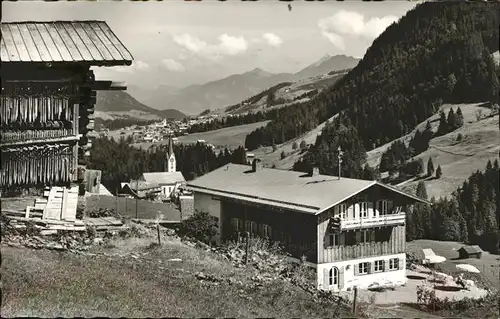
340;212;405;230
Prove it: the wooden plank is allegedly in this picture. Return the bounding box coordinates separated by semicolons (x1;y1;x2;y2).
79;22;113;60
8;24;32;61
1;24;21;61
35;23;64;61
97;22;132;61
89;21;123;60
50;22;82;61
59;22;93;61
17;23;42;61
61;187;68;221
25;206;31;218
0;40;10;62
42;188;56;220
27;23;53;62
63;186;78;222
71;22;103;61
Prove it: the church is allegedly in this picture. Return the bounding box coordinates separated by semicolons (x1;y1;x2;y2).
122;137;186;199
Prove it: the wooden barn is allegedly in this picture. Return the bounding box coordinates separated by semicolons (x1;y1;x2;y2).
1;21;132;191
458;245;483;259
1;21;133;222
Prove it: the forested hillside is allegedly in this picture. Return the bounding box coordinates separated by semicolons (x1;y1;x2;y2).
407;159;500;254
245;2;499;152
87;137;247;193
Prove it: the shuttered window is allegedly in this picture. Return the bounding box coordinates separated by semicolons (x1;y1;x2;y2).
389;258;399;270
374;260;384;272
377;200;388;214
262;224;272;238
230;218;239;232
358;262;369;275
250;221;258;235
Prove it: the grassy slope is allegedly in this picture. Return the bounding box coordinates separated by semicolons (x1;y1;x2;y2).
252;113;340;169
1;236;353;318
366;103;499;199
224;72;347;115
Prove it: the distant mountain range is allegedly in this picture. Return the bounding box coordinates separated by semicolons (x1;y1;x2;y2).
95;91;186;120
126;54;360;116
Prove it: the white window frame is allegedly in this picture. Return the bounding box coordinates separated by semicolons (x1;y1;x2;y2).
378;200;388;214
328;233;339;247
339;203;347;219
374;260;384;272
329;267;339;286
358;262;369;275
360;231;369;243
262;224;272;238
360;202;368;218
250;221;257;235
389;258;399;270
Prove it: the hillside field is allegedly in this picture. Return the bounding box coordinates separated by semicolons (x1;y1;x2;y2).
250;103;498;200
366;103;499;199
136;121;270;150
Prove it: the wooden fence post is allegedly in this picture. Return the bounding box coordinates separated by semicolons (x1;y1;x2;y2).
157;224;161;246
352;286;358;314
244;231;250;265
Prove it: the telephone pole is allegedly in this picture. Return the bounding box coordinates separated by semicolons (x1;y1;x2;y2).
337;146;343;180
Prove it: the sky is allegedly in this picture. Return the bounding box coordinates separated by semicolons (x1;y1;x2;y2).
3;0;417;89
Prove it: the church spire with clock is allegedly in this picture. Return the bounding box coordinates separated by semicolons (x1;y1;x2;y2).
165;136;176;173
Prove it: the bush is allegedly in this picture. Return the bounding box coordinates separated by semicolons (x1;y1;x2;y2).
456;133;463;141
178;210;218;245
292;141;298;150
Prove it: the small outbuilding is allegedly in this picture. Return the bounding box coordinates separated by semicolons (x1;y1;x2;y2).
458;245;483;259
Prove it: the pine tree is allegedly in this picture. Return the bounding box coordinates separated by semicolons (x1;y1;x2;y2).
436;165;443;178
416;181;428;200
427;157;435;177
300;140;307;149
437;110;448;135
456;107;464;127
447;107;459;130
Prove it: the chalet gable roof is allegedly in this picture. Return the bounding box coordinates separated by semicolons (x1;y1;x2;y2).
186;163;430;215
1;21;133;65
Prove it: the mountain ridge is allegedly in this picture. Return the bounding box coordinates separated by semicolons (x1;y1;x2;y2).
128;54;360;115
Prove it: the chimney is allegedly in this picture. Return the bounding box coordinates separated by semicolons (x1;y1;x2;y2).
252;159;263;172
310;166;320;177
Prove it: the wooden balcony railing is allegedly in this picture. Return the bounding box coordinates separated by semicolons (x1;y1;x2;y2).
340;213;405;230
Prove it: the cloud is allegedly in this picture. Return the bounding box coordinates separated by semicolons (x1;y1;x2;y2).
173;33;248;59
318;11;398;50
161;58;185;72
262;33;283;47
113;60;150;73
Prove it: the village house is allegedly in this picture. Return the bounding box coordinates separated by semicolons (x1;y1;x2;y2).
124;137;186;199
186;160;428;292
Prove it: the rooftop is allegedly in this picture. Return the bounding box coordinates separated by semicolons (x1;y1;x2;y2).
1;21;133;65
141;172;186;185
186;164;428;214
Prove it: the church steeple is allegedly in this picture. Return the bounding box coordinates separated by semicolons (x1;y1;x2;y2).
165;136;176;172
